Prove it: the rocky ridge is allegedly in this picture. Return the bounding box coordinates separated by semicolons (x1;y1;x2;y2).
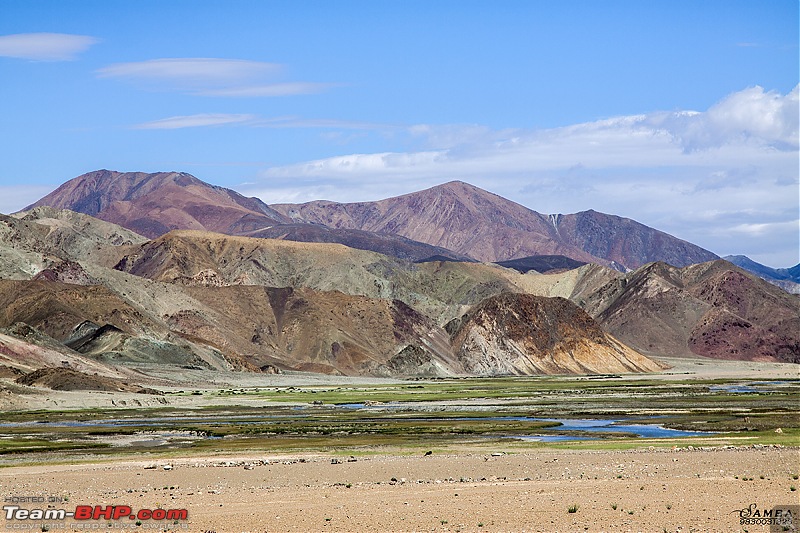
0;210;670;380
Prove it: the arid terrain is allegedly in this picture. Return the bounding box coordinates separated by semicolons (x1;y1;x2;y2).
1;171;798;532
1;446;797;532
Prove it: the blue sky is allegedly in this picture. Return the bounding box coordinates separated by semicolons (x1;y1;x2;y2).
0;0;798;267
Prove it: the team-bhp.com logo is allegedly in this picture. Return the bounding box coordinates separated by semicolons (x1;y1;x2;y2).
4;504;188;528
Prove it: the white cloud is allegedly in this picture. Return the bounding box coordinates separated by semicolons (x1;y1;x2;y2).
651;85;799;151
252;85;799;266
97;57;333;97
259;85;798;181
0;33;98;61
134;113;257;129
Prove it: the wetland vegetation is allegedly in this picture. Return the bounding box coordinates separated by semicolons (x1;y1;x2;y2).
1;375;797;463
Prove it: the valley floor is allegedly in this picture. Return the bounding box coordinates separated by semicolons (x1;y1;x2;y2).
0;358;798;532
2;356;798;411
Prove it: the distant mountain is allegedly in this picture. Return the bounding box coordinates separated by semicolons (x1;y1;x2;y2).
495;255;587;274
724;255;800;294
554;210;719;271
24;170;290;239
24;170;477;263
27;171;720;269
273;180;718;269
572;260;800;363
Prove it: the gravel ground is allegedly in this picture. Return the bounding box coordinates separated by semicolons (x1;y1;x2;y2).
1;446;797;532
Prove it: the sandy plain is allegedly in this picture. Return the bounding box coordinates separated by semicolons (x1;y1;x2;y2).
0;447;798;532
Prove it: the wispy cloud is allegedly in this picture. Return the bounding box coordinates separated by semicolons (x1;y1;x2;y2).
132;113;386;131
134;113;257;129
0;33;98;61
201;82;336;97
728;219;800;237
97;58;279;86
97;57;334;97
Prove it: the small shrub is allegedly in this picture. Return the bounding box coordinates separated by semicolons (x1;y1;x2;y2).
567;504;579;514
611;503;618;510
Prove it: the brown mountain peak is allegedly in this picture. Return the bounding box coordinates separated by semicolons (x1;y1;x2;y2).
26;169;289;239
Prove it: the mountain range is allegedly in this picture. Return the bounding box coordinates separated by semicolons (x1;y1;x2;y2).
723;255;800;294
27;170;720;270
0;169;796;392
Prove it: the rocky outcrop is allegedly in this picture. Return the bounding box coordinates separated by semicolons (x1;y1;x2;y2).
448;293;664;375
